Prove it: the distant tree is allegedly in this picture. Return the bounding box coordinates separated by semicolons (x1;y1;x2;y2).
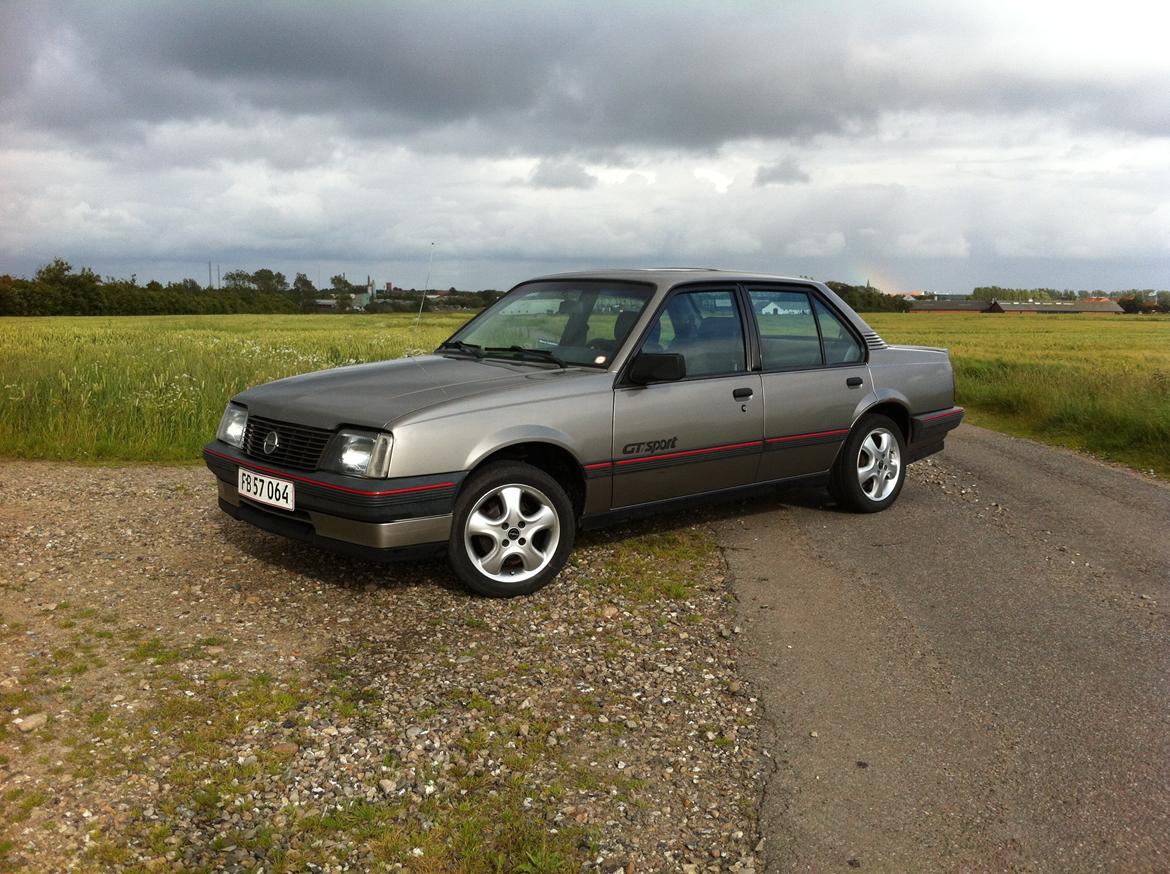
330;274;355;294
251;268;288;293
825;281;910;313
336;293;353;313
221;269;254;290
293;272;318;312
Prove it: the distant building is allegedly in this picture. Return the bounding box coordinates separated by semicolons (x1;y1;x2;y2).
350;277;374;310
312;298;338;311
986;300;1124;315
909;300;990;313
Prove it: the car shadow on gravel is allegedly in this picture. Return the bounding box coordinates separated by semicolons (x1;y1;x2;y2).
216;519;464;595
216;483;840;594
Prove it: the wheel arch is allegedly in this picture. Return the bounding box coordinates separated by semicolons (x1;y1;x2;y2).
856;396;912;443
463;434;587;519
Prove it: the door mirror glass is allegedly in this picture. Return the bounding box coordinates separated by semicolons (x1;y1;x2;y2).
628;352;687;384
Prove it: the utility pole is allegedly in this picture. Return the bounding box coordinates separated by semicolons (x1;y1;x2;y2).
208;261;213;290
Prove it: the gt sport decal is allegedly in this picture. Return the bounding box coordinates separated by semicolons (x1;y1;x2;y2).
621;436;679;455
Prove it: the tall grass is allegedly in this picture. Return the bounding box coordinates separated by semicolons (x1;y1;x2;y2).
0;314;471;463
867;313;1170;476
1;312;1167;476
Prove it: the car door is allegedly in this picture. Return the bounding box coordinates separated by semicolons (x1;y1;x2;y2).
611;286;763;508
746;286;870;481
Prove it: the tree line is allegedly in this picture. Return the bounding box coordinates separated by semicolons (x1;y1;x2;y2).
0;260;504;317
971;286;1170;313
824;282;911;313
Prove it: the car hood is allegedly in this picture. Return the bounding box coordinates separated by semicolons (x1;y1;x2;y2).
234;354;584;431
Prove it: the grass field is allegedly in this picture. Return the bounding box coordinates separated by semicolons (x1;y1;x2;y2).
1;312;1168;476
867;313;1170;477
0;314;469;463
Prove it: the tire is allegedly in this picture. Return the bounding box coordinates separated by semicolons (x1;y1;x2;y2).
830;414;907;513
447;462;576;597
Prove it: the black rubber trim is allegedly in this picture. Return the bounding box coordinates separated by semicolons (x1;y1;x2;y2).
580;470;830;530
763;428;850;451
204;443;464;523
910;406;965;444
218;498;445;563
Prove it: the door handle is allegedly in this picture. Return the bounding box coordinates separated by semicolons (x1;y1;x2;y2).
846;377;864;388
733;387;754;400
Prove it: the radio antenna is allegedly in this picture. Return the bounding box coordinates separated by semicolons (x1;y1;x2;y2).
414;241;435;328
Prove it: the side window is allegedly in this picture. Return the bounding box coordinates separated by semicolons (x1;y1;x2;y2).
748;289;823;370
813;298;864;365
644;288;746;377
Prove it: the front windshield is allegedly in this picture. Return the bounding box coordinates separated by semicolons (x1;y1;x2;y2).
444;280;655;367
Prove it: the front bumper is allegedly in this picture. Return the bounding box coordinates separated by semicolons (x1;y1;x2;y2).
204;442;463;559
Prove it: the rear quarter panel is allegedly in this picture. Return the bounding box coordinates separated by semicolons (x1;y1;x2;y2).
866;346;955;414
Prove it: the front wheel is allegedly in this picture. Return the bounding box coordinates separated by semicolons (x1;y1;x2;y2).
447;462;576;597
830;414;906;513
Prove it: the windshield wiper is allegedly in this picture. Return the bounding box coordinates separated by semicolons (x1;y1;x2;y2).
484;345;567;368
437;340;484;358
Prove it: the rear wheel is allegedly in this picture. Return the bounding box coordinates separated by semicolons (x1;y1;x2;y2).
447;462;575;597
830;414;906;513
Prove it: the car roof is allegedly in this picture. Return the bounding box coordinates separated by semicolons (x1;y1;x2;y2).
520;268;818;289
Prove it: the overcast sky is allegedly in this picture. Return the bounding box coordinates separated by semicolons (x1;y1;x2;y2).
1;1;1168;293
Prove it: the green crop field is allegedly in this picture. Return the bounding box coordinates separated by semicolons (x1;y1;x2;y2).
0;314;471;463
1;312;1168;476
866;313;1170;477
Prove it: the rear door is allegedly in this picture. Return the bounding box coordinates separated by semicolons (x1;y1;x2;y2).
746;286;870;481
611;286;763;507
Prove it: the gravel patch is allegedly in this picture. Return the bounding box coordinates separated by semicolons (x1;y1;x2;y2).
0;462;762;872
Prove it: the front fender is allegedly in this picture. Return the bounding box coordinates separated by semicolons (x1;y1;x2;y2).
462;424;584;473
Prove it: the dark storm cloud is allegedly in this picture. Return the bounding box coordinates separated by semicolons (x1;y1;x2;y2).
528;159;597;189
3;1;1166;156
756;158;810;186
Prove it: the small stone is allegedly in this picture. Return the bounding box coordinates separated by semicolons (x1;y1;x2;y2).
0;677;21;697
809;730;819;738
379;779;394;795
602;605;619;620
15;712;47;732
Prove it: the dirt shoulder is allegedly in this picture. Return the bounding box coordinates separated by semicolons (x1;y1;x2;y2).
0;462;761;873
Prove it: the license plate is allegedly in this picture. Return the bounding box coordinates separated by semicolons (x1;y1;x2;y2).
238;468;295;511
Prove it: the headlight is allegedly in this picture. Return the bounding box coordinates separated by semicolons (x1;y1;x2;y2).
216;404;248;448
323;429;394;478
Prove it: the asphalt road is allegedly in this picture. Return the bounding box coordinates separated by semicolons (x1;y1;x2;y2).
720;424;1170;873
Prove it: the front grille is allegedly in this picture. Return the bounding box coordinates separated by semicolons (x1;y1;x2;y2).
862;330;888;351
243;416;332;471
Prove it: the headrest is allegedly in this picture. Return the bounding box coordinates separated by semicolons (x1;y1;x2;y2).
615;310;639;339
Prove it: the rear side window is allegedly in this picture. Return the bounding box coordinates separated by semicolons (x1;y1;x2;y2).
748;289;822;370
813;298;864;364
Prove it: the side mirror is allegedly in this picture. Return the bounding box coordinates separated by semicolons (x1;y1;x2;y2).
628;352;686;385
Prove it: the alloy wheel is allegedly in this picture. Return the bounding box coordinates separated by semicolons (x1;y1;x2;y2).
463;483;561;583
